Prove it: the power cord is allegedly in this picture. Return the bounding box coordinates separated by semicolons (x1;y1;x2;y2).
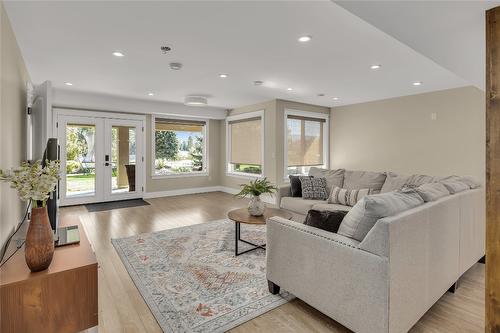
0;202;31;268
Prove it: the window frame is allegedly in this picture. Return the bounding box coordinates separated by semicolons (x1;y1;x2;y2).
225;110;265;179
151;114;209;179
283;109;329;181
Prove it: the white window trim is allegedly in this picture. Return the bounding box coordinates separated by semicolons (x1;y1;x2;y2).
225;110;265;179
283;109;329;181
151;114;209;179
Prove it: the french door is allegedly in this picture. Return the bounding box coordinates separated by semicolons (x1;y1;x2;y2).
56;113;145;206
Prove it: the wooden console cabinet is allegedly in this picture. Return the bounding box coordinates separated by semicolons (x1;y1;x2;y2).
0;216;98;333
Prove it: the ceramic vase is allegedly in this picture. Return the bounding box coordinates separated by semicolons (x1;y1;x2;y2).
25;206;54;272
248;195;266;216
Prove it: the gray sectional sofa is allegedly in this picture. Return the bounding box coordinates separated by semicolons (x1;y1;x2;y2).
267;168;485;333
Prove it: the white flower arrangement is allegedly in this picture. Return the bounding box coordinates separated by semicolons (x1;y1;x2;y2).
0;160;60;208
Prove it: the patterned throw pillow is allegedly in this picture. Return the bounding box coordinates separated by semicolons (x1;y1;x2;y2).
328;186;374;206
300;177;328;200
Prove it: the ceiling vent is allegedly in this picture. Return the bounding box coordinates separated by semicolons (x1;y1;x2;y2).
184;96;207;106
169;62;183;70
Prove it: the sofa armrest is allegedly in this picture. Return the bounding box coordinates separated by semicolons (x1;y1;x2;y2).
275;184;291;208
266;216;389;333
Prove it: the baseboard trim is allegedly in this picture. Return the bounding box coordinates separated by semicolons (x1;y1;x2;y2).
144;186;277;205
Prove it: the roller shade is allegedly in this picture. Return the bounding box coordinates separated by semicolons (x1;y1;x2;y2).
229;117;262;165
155;118;205;132
287;115;324;167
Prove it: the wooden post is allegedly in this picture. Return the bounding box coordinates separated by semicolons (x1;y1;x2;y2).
486;7;500;333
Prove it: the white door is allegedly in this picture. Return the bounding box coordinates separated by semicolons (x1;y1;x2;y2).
57;113;144;206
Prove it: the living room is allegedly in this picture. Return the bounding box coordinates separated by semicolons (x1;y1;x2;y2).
1;1;499;333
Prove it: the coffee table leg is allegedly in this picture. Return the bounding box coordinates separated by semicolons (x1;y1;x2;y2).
235;222;240;256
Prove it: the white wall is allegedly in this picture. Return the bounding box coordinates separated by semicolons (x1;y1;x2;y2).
1;2;31;252
330;86;485;183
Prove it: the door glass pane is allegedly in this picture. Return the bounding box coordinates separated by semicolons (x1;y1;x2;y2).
111;126;136;194
65;124;96;197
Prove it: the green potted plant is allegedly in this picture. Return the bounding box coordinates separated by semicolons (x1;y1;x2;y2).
235;178;278;216
0;160;60;272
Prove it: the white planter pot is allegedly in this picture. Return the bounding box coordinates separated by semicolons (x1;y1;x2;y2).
248;195;266;216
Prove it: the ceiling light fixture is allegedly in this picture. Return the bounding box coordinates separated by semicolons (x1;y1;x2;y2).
185;95;208;106
317;93;325;97
112;51;125;57
332;97;340;101
169;62;183;70
64;82;73;86
413;81;423;86
370;64;382;70
298;35;312;42
219;74;228;78
254;80;263;86
148;92;154;96
287;87;293;91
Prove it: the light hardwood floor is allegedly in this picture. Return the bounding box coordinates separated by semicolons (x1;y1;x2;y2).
62;192;485;333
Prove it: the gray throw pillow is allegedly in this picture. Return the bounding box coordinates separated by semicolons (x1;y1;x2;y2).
343;170;387;192
300;177;328;200
415;182;450;202
338;188;424;241
380;172;411;193
406;174;435;187
440;180;469;194
308;167;344;194
438;175;481;189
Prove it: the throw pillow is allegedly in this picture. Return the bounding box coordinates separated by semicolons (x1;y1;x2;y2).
380;172;411;193
308;167;345;194
438;175;481;189
300;177;328;200
415;182;450;202
343;170;387;193
338;188;424;241
440;180;469;194
406;174;436;187
328;186;373;206
289;175;312;197
304;210;348;233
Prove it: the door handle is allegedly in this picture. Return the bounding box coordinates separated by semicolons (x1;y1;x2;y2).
105;162;110;167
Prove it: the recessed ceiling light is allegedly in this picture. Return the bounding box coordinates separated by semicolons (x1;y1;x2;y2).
185;95;208;106
219;74;228;78
148;92;154;96
253;80;263;86
112;51;125;57
413;81;423;86
169;62;183;70
370;64;382;70
64;82;73;86
317;93;325;97
298;35;312;42
332;97;340;101
287;88;293;91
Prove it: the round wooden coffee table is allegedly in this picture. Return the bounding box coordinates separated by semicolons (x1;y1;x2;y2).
227;208;293;256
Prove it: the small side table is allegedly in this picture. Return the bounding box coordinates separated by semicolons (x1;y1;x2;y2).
227;208;293;256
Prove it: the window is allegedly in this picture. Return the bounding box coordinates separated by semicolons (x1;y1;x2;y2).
285;111;328;177
226;111;264;177
153;117;207;176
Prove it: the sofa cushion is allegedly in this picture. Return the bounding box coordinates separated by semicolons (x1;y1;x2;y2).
289;175;311;197
304;209;348;233
280;197;325;215
415;182;450;202
338;188;424;241
308;167;344;194
300;177;328;200
380;172;411;193
328;186;374;206
406;174;435;187
438;175;481;189
440;180;469;194
343;170;386;192
311;203;351;212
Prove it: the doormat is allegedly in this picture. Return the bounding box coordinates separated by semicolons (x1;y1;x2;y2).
85;199;150;212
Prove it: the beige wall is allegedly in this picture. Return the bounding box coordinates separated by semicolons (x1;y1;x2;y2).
220;99;330;190
146;115;222;193
1;2;30;250
330;86;485;183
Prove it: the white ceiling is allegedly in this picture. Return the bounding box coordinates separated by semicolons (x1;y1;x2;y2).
336;0;500;91
4;1;473;109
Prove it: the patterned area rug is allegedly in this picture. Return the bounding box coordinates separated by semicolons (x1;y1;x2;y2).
112;219;292;333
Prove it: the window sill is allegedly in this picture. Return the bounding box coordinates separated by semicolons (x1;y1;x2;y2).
152;172;209;179
225;172;263;179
